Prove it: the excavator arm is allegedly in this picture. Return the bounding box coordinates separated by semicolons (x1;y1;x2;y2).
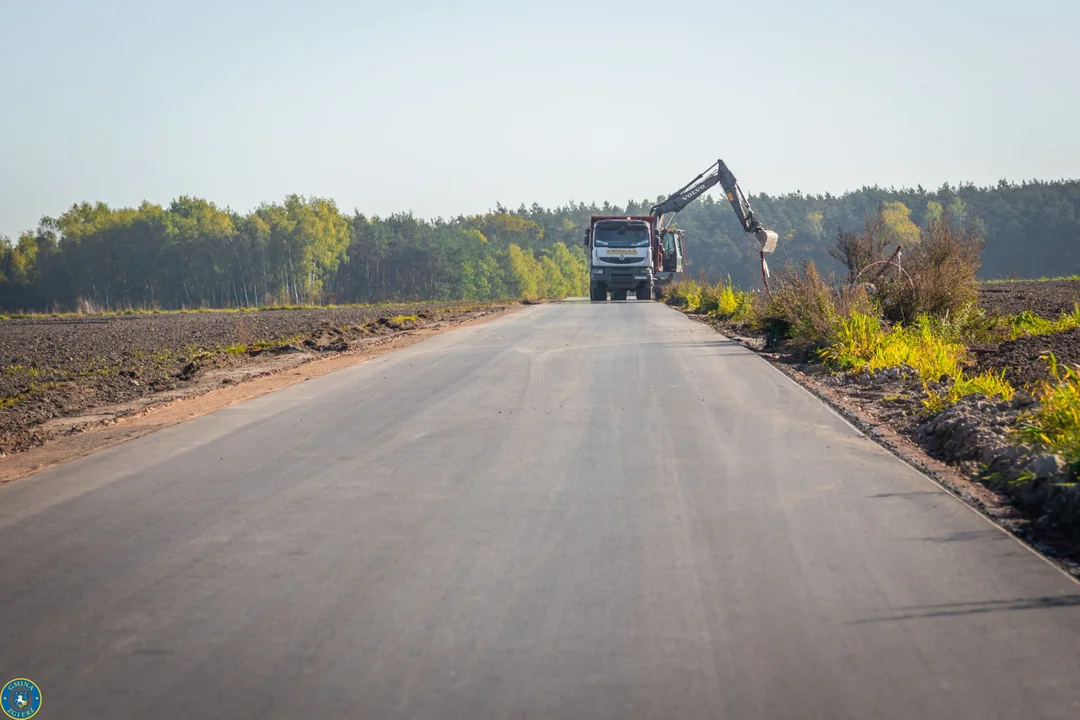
650;159;779;289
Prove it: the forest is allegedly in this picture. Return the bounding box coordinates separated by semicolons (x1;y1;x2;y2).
1;179;1078;311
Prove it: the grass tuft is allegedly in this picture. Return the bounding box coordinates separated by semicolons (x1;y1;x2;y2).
819;312;965;381
664;278;756;321
1015;354;1080;463
1007;305;1080;339
924;368;1014;413
984;275;1080;284
818;311;1014;411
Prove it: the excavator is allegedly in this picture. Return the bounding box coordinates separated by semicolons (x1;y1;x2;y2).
585;159;778;301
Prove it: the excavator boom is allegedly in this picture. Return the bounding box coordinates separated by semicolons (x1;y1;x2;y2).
650;159;779;288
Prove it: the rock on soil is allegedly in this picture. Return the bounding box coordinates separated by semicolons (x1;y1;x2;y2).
916;395;1029;472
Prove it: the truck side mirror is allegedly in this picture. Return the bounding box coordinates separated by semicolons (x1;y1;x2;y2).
583;229;591;246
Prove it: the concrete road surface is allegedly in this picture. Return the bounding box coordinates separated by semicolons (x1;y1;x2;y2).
1;301;1079;719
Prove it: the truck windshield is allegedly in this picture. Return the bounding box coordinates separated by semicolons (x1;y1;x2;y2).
593;224;650;248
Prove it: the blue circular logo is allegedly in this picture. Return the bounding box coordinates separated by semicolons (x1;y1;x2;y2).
1;679;41;719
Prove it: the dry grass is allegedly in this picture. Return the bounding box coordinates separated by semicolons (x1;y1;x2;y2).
757;260;872;351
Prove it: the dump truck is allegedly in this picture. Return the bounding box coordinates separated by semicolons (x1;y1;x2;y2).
584;159;778;302
583;215;682;301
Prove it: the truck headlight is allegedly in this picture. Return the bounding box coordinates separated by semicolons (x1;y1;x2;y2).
592;269;604;274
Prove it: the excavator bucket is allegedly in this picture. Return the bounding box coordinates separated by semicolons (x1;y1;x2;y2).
755;228;778;253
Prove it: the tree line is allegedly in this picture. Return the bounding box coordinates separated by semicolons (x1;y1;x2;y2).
0;197;589;310
1;179;1078;311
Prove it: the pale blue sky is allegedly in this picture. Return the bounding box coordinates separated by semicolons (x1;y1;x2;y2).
1;0;1077;238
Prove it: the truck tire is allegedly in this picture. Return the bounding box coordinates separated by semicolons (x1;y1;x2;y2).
637;282;653;301
589;285;606;302
612;289;627;302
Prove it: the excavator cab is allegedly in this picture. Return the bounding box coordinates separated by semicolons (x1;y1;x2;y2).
660;229;684;273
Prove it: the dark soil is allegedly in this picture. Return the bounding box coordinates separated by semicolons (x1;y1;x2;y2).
979;279;1080;318
0;302;506;455
977;327;1080;387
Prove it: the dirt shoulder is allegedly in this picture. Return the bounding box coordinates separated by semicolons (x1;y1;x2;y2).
0;303;518;483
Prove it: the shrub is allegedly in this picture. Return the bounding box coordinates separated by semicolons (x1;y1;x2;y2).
664;279;703;311
664;277;755;321
758;260;871;351
878;212;983;323
713;283;754;321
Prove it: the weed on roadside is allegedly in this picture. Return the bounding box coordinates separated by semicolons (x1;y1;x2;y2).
1008;305;1080;339
820;312;965;380
985;275;1080;284
923;368;1014;413
1015;354;1080;464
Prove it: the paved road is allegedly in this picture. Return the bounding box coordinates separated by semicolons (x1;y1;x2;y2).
2;301;1079;719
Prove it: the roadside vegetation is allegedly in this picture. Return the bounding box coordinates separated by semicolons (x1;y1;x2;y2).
663;277;754;321
1017;356;1080;465
664;206;1080;548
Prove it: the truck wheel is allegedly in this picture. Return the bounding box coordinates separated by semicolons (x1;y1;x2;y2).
590;285;606;302
638;282;653;301
612;289;627;301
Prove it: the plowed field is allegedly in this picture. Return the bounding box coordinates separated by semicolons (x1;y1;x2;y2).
1;303;509;455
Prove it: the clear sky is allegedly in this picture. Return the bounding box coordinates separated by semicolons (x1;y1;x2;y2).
1;0;1077;238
